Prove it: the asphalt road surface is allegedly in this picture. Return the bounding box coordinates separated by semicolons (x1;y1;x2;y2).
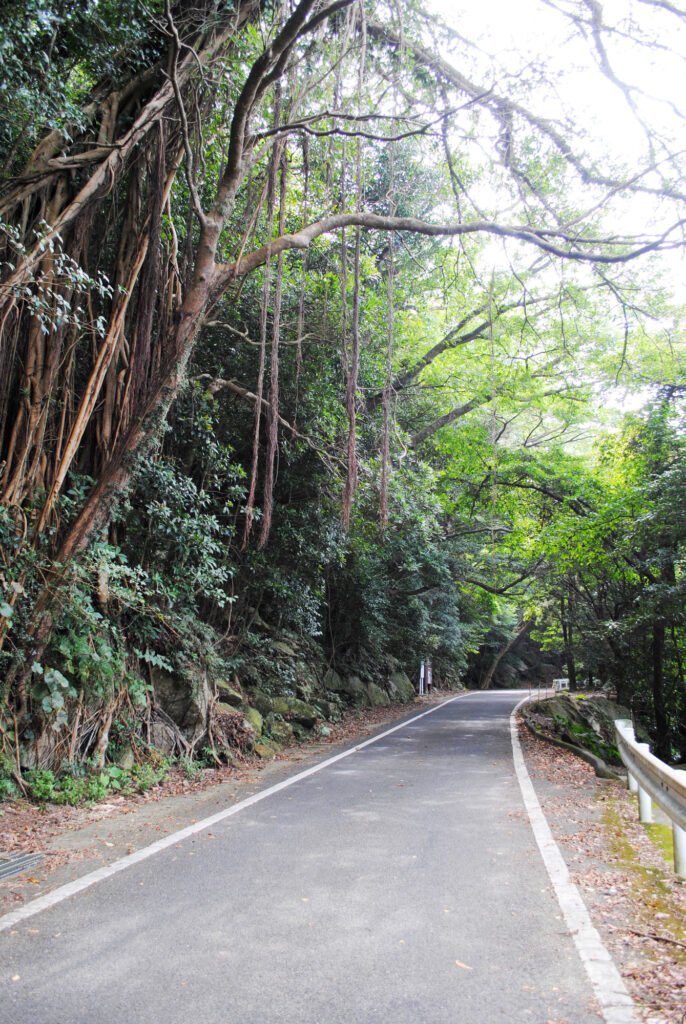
2;690;607;1023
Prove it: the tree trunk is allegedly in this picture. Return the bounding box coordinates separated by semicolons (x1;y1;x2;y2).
651;622;671;761
480;619;532;690
560;594;578;691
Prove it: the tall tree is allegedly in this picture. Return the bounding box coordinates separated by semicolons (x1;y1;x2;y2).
2;0;686;772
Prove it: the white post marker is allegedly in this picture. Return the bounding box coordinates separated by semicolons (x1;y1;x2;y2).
426;657;433;693
418;660;425;695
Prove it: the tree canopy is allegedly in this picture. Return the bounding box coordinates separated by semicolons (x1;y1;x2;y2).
1;0;685;794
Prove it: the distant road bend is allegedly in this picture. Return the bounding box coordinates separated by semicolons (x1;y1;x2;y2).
2;690;637;1024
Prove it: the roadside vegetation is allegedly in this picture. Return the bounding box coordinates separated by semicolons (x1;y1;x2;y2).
1;0;685;801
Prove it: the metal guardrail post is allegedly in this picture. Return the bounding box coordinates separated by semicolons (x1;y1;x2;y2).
636;742;653;823
619;722;639;793
674;821;686;878
674;770;686;878
615;718;686;878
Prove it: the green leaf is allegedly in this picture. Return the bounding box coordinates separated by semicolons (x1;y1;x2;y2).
44;667;71;689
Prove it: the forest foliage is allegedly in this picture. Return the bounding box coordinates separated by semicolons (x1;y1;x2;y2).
0;0;685;796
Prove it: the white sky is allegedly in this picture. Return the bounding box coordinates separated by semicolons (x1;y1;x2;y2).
426;0;686;300
429;0;685;160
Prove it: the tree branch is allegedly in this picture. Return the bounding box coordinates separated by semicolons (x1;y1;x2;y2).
193;375;343;473
367;22;686;206
211;212;686;298
463;564;544;595
410;393;496;446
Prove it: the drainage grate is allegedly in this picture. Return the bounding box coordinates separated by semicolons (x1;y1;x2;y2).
0;852;43;881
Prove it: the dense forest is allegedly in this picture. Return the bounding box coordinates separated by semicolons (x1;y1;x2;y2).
1;0;685;800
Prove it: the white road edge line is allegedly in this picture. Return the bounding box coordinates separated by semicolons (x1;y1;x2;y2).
0;692;470;934
510;697;640;1024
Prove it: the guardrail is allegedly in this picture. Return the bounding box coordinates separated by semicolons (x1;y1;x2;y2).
614;718;686;878
527;684;552;699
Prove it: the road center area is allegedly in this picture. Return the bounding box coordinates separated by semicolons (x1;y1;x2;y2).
2;691;631;1024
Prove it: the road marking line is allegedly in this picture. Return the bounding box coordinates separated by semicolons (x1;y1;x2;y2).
0;693;470;934
510;697;640;1024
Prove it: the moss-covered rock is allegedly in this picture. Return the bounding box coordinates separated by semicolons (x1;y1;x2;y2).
270;696;290;717
367;683;391;707
243;706;264;737
335;675;370;707
117;745;136;771
271;696;319;727
254;740;279;759
272;640;297;657
524;693;630;766
215;701;238;716
388;670;416;702
323;668;345;693
311;698;336;720
250;691;274;718
151;665;210;747
215;680;244;707
269;719;294;746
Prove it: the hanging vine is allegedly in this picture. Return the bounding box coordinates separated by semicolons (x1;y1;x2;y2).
342;8;367;531
259;147;289;547
242;96;283;549
379;138;396;530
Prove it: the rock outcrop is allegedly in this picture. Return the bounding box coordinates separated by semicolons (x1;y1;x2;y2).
142;633;447;763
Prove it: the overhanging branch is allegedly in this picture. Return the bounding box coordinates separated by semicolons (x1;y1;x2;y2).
213;212;686;296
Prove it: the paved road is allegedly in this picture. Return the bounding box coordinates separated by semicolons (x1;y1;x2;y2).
2;691;605;1023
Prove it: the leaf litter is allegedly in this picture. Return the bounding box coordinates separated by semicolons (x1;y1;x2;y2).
519;717;686;1024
